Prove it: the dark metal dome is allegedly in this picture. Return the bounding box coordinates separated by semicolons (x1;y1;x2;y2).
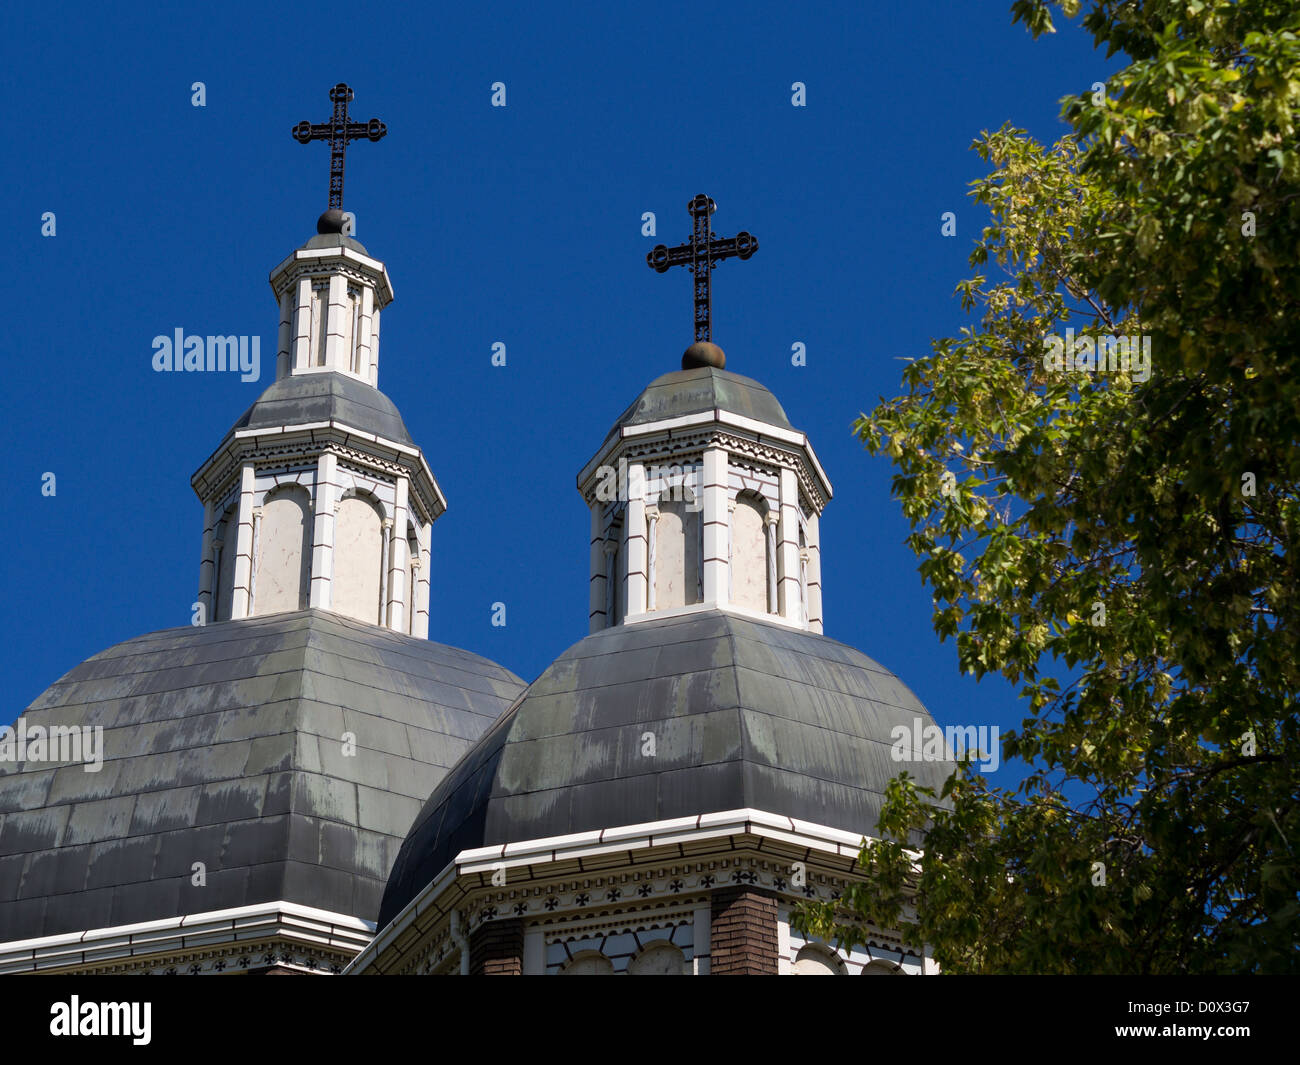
379;609;952;928
604;366;793;445
0;610;524;941
229;370;414;445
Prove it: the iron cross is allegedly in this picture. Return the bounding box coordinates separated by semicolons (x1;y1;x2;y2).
646;194;759;343
292;83;387;210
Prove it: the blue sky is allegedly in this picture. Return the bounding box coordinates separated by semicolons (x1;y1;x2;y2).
2;1;1119;789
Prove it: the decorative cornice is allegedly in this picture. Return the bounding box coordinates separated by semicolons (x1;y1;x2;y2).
0;901;373;976
348;809;920;975
578;426;830;514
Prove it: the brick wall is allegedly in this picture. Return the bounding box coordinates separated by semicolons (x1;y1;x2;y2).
710;887;778;974
469;918;524;975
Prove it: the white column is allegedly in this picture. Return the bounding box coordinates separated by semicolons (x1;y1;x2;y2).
589;506;607;634
292;276;313;370
370;308;381;387
309;452;339;609
777;469;802;624
387;475;410;630
624;462;647;617
324;274;347;370
198;498;217;620
765;513;779;615
603;538;618;626
379;519;392;625
248;505;264;616
356;285;375;382
702;448;729;607
229;464;257;620
276;289;293;381
414;521;431;638
645;505;660;612
806;511;823;633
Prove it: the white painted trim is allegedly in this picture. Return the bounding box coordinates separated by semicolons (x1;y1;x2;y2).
348;808;909;974
619;600;808;630
0;901;373;975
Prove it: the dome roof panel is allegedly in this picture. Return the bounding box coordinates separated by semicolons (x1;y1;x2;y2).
378;609;953;928
0;610;524;942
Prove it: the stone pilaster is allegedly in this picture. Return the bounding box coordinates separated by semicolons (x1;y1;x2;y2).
589;506;607;633
805;512;823;633
413;522;431;638
387;476;409;630
197;498;217;621
229;464;257;620
701;448;730;607
276;289;293;381
777;469;802;624
623;462;647;617
292;276;313;370
309;452;339;609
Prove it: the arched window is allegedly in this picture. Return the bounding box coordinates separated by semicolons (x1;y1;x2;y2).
254;486;311;616
794;945;845;975
628;941;686;975
861;959;904;975
561;951;614;975
731;491;769;613
333;492;384;624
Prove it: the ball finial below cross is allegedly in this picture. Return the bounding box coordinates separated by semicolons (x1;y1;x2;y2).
317;208;346;234
682;341;726;370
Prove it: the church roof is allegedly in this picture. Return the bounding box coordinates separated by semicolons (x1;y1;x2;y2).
378;609;952;928
605;366;792;443
0;610;525;942
229;371;414;445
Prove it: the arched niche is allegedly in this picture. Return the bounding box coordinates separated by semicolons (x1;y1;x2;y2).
653;491;701;610
561;951;614;975
254;486;311;616
627;941;686;975
333;492;384;624
732;491;769;613
794;944;845;975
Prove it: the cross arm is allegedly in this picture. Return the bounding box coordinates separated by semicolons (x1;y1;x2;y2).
707;231;759;263
646;242;695;273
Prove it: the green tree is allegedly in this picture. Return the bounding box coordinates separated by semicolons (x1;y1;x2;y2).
795;0;1300;973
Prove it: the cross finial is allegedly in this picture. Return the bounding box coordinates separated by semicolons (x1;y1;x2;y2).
292;83;387;228
647;194;758;361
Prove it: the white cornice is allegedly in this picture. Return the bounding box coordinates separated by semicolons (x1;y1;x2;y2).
577;415;833;511
268;245;394;308
0;901;374;975
347;808;911;975
191;423;447;522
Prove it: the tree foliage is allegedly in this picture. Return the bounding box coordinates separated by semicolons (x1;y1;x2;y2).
795;0;1300;973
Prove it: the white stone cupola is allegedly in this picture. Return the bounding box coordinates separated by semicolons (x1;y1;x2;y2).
190;221;445;636
577;340;833;634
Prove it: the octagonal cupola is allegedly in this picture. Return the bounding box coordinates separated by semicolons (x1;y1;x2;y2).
576;347;832;635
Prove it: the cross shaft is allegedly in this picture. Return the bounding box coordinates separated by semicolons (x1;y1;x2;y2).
292;83;387;210
647;194;758;343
